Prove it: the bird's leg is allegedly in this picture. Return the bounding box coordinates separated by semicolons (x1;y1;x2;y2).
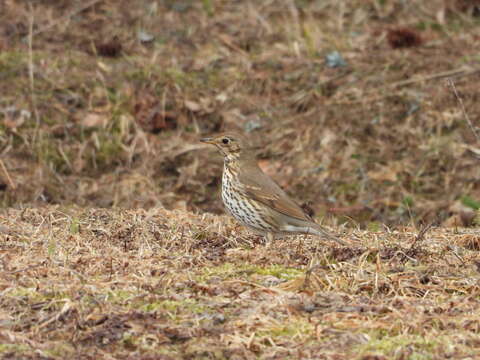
265;232;275;247
295;235;304;254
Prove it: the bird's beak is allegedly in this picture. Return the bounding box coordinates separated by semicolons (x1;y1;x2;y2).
200;137;215;144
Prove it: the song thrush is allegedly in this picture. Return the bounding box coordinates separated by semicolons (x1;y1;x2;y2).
200;133;347;246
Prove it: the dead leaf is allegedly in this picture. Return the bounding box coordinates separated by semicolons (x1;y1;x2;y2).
134;94;179;133
184;100;202;112
368;163;404;182
82;113;108;128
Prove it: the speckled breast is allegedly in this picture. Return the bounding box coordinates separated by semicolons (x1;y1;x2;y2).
221;166;275;232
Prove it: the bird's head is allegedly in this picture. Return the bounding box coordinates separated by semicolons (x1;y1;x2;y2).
200;133;248;163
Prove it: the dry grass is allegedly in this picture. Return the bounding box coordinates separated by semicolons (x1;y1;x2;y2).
0;0;479;227
1;206;480;359
1;0;480;358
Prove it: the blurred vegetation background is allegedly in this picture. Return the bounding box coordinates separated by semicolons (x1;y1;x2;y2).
1;0;479;228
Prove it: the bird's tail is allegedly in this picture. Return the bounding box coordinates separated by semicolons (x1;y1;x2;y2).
281;222;348;246
310;223;348;246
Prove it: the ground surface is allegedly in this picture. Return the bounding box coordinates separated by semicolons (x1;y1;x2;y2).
1;0;480;359
1;206;480;359
0;0;479;226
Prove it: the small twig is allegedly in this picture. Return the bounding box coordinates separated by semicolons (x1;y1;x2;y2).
0;159;16;190
446;245;466;266
410;221;435;250
301;264;315;291
391;67;479;89
108;257;113;281
332;67;480;106
8;261;47;274
452;249;466;266
224;279;281;293
395;250;418;264
27;3;41;146
36;299;73;329
448;78;480;143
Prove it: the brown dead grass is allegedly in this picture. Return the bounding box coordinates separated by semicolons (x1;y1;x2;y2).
1;206;480;359
1;1;480;358
0;0;479;227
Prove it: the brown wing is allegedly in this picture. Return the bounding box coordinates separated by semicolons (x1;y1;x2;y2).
238;163;312;222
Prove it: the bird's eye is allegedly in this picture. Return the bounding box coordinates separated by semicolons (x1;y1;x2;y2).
222;138;230;144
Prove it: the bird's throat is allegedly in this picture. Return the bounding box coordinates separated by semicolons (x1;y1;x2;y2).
224;158;240;174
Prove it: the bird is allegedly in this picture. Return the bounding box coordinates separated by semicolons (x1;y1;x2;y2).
200;133;348;246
